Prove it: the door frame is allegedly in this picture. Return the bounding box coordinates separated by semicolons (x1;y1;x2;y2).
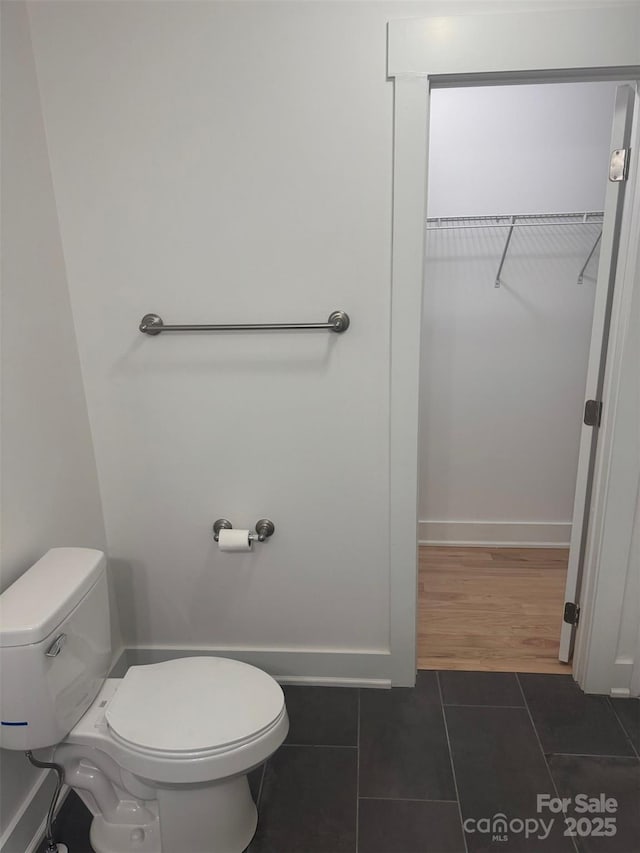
560;84;638;664
387;5;640;687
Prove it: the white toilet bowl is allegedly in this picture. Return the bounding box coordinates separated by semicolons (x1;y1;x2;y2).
54;657;289;853
0;551;288;853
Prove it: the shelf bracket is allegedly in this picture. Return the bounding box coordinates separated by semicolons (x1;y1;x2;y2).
577;231;603;285
495;216;516;288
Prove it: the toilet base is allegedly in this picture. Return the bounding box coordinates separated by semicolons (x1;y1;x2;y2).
156;774;258;853
88;773;257;853
90;812;161;853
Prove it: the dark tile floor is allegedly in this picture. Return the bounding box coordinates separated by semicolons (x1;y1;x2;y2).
39;673;639;853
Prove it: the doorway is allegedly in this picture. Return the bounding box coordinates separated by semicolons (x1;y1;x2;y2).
387;6;640;695
416;82;620;673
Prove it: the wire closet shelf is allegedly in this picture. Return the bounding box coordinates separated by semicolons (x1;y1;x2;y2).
425;210;604;287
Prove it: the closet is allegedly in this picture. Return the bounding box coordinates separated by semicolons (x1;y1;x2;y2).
417;82;620;673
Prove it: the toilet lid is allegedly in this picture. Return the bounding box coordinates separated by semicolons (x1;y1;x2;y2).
105;657;285;754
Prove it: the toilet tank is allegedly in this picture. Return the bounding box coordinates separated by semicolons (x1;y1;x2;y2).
0;548;112;750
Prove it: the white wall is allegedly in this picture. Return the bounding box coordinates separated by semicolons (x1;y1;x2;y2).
23;1;625;671
427;85;618;218
0;2;109;846
419;83;617;545
26;0;407;662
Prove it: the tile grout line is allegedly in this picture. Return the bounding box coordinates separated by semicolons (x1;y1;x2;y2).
282;743;358;749
547;751;640;760
607;697;640;759
355;688;360;853
515;673;580;853
436;671;469;853
442;702;525;710
359;796;460;803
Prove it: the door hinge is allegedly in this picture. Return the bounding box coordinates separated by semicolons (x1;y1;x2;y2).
609;148;630;182
584;399;602;427
563;602;580;626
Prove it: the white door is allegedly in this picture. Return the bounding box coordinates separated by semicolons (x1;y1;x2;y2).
559;84;637;662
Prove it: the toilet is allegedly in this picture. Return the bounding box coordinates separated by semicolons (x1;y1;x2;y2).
0;548;289;853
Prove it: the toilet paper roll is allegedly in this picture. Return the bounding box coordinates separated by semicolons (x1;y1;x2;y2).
217;529;253;552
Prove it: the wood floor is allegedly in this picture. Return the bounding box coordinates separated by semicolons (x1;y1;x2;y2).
418;545;573;674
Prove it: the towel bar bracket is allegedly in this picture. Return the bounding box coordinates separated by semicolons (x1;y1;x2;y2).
140;314;164;335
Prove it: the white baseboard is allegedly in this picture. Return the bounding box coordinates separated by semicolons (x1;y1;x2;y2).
111;646;392;688
418;520;571;547
0;767;69;853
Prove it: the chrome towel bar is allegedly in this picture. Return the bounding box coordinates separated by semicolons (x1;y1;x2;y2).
139;311;350;336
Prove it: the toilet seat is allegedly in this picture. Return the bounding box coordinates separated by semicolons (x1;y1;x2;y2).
106;657;285;756
63;658;289;784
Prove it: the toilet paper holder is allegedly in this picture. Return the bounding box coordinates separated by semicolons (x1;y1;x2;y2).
213;518;275;543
